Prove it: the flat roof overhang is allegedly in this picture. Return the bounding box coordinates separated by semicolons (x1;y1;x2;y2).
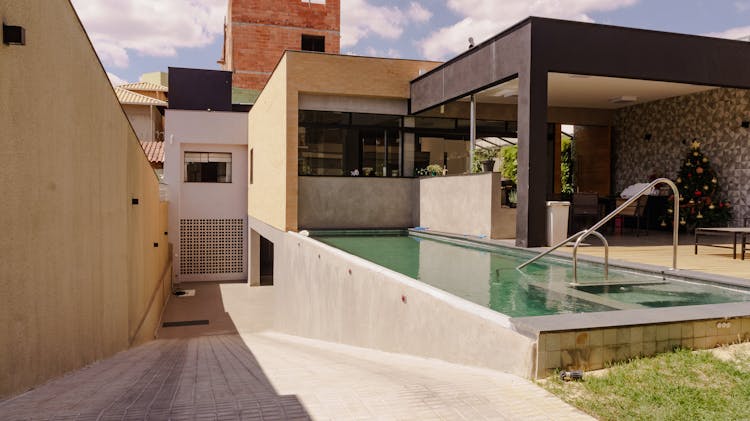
410;17;750;114
409;17;750;248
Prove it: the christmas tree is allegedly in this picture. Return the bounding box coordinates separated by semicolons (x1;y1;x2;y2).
664;141;731;230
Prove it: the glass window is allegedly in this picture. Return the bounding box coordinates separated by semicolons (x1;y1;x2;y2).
185;152;232;183
298;111;403;177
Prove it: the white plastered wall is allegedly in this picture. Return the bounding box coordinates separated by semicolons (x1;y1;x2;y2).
165;110;249;282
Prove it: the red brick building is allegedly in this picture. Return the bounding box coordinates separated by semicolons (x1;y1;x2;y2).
220;0;341;91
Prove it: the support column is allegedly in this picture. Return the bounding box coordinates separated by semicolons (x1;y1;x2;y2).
516;68;549;247
469;94;476;173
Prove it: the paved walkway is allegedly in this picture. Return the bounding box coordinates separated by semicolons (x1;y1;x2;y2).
0;283;591;420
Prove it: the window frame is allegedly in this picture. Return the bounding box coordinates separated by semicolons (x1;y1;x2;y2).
184;151;233;183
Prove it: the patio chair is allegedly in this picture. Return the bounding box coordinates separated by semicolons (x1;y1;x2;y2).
572;192;600;232
615;195;648;236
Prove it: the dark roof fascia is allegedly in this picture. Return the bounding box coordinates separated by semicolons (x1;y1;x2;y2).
410;17;533;84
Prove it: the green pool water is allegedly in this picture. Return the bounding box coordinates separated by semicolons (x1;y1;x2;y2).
315;232;750;318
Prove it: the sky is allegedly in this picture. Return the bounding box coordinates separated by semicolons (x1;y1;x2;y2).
69;0;750;86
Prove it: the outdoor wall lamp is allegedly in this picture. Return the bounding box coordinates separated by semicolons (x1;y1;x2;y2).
741;121;749;128
2;24;25;45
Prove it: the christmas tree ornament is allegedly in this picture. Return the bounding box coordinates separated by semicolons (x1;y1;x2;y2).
693;151;699;157
711;177;717;184
691;141;701;149
703;185;709;190
696;212;704;219
689;199;695;204
680;218;687;225
709;204;716;210
676;177;682;183
702;157;708;163
694;190;702;197
696;167;704;174
667;208;673;214
660;220;668;228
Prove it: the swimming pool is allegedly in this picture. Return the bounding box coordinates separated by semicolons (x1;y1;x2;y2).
315;230;750;318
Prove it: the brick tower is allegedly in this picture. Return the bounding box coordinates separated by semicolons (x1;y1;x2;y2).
220;0;341;91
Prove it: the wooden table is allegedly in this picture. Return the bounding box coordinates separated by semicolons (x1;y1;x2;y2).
694;227;750;260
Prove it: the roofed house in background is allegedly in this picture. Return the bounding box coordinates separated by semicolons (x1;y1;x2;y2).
115;74;168;173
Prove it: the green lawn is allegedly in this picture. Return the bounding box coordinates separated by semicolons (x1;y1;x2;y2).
541;346;750;421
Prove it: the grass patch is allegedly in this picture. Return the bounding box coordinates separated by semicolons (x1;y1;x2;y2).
542;347;750;420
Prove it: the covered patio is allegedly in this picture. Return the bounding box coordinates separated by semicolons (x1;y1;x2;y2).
411;17;750;248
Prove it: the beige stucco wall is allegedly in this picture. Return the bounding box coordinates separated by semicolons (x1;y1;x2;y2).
0;0;170;397
247;52;441;232
298;177;418;229
276;232;536;378
420;173;516;239
248;56;288;231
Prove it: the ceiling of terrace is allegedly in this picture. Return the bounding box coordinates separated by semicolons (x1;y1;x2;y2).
468;73;717;109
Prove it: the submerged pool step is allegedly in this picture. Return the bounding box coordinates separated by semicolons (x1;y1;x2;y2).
568;280;669;292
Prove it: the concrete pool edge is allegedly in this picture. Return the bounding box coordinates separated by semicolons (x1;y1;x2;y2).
300;229;750;378
276;231;538;378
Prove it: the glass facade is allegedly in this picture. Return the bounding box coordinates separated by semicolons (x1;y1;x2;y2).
298;111;517;177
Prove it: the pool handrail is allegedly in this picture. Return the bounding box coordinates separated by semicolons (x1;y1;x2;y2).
516;230;587;270
517;178;680;278
572;230;609;283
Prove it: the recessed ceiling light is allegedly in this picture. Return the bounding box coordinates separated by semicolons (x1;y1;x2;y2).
609;95;638;104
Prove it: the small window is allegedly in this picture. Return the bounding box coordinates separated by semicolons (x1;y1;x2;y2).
301;35;325;52
185;152;232;183
249;149;254;185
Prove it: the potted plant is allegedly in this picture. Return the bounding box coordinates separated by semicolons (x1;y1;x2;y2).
508;189;518;208
481;158;495;173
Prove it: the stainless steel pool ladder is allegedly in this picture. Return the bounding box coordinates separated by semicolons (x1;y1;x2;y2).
517;178;680;284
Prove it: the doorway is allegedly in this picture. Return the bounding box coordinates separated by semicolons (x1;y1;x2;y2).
259;236;274;286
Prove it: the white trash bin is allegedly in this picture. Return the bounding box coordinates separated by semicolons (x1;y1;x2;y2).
546;201;571;246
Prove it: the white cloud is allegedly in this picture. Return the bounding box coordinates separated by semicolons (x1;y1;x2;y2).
419;0;638;60
106;72;129;86
341;0;408;48
408;2;433;23
71;0;226;68
363;46;403;58
705;25;750;41
735;1;750;12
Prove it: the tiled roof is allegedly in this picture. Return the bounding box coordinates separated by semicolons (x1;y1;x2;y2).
115;87;168;106
140;141;164;164
118;81;169;92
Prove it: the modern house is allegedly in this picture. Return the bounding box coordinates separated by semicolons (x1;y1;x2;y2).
246;18;750;264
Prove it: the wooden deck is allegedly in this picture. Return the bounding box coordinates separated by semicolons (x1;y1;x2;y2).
556;230;750;281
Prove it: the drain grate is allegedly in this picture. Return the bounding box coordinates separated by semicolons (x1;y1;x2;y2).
162;320;209;328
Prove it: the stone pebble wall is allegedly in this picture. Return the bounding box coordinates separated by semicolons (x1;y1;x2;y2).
613;88;750;225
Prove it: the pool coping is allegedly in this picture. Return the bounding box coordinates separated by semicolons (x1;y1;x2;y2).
406;229;750;336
